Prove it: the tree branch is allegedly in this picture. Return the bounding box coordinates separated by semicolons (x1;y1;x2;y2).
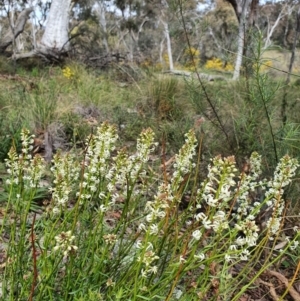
0;7;34;53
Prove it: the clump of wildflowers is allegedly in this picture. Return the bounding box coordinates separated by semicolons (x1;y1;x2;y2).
143;130;196;230
190;152;298;267
5;147;23;186
264;155;299;238
137;242;159;278
205;57;234;71
105;127;156;209
103;234;118;245
230;152;264;250
136;131;197;281
62;66;75;79
234;152;264;220
50;152;80;214
144;183;172;225
171;130;197;190
199;155;237;208
3;125;300;300
194;155;237;237
124;127;157;185
136;128;157;163
53;230;78;257
78;122;118;207
5;129;45;190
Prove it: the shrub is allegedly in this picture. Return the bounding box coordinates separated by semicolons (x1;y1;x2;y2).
253;59;273;73
205;57;234;72
183;47;200;71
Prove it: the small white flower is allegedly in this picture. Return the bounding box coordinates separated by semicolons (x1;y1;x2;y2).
138;223;147;231
202;218;212;229
194;253;205;261
229;245;237;251
135;240;142;249
99;205;107;213
240;250;250;261
248;215;255;220
179;255;186;263
141;269;147;278
107;183;114;192
185;220;192;226
52;207;60;215
106;278;115;287
290;240;299;251
192;230;202;241
149;265;158;274
236;236;246;246
149;224;159;235
225;254;232;263
53;245;60;252
90;185;97;192
146;242;153;251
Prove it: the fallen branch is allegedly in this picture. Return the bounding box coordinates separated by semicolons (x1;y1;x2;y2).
259;270;300;301
12;46;67;62
163;70;227;82
257;278;280;301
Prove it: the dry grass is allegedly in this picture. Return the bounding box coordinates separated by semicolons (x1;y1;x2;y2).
262;49;300;77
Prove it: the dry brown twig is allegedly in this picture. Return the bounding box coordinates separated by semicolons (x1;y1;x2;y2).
258;270;300;301
257;278;280;301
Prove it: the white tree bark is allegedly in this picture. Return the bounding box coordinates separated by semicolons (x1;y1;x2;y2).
0;7;33;52
40;0;72;51
233;0;251;80
264;3;290;49
159;0;174;71
159;37;165;65
31;12;37;49
94;0;109;53
161;19;174;71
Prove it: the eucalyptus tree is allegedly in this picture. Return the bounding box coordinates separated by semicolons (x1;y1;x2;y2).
224;0;298;79
257;0;298;49
225;0;254;79
111;0;156;62
0;6;33;53
0;0;34;53
93;0;110;53
0;0;74;60
40;0;72;52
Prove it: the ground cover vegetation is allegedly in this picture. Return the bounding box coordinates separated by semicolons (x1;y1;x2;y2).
0;45;300;299
1;0;300;300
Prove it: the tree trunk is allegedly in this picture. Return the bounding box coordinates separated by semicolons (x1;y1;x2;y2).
281;6;300;126
40;0;72;51
283;16;290;48
31;12;37;49
161;19;174;71
264;4;287;49
11;0;72;60
159;38;165;65
233;0;251;80
283;3;297;48
95;0;110;53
